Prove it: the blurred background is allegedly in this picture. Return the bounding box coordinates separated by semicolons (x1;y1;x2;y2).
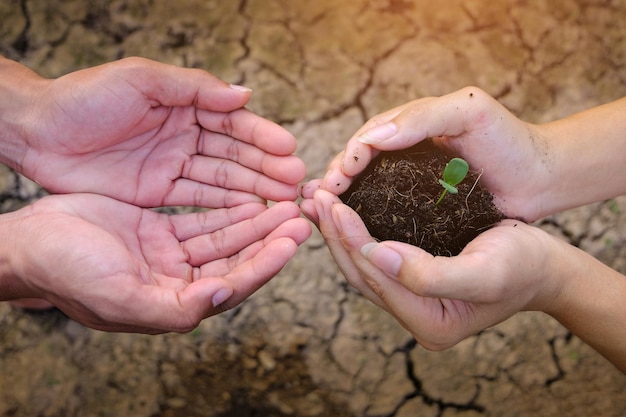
1;1;625;416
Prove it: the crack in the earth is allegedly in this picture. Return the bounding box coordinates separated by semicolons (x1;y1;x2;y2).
377;339;487;417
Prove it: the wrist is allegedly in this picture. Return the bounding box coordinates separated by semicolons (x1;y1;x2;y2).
536;98;626;217
533;237;583;316
541;241;626;371
0;56;44;173
0;208;37;301
512;228;573;314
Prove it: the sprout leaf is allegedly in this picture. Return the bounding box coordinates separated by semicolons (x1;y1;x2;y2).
442;158;469;186
436;157;469;205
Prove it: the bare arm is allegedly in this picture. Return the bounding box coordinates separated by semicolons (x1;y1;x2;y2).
537;97;626;218
0;56;43;171
545;242;626;372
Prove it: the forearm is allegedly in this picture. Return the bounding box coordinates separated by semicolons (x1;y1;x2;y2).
537;97;626;217
544;241;626;373
0;56;43;172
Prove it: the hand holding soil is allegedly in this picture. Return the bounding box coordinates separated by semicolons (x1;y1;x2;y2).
305;87;556;225
300;87;626;373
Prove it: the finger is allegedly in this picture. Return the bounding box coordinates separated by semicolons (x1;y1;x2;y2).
319;103;411;194
199;130;306;184
330;200;375;255
196;108;298;156
197;217;311;277
353;91;473;151
122;57;252;112
164;178;266;208
392;220;535;303
299;198;319;226
356;266;472;349
313;190;385;305
299;179;322;199
182;155;300;201
339;137;379;179
321;150;354;195
266;216;312;246
329;201;393;309
353;88;515;159
67;274;234;334
347;257;431;336
130;278;236;333
169;203;267;241
177;277;235;325
383;239;491;302
361;219;532;305
216;237;299;309
335;102;413;179
358;240;489;347
182;201;302;266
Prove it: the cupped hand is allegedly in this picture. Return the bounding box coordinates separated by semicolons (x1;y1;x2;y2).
302;189;564;349
18;57;305;207
301;87;553;223
7;194;311;333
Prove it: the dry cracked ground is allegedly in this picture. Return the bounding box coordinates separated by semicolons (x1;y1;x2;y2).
1;0;626;416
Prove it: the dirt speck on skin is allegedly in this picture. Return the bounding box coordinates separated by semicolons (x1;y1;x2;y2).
340;140;505;256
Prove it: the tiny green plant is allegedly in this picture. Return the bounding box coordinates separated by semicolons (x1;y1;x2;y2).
436;157;469;205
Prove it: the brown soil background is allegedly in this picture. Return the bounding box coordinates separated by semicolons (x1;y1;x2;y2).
1;1;626;416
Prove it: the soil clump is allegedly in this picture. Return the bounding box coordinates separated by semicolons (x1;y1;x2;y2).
340;140;505;256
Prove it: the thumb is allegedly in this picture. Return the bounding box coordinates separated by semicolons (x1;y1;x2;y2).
356;87;488;151
121;278;235;333
175;278;235;326
378;240;486;301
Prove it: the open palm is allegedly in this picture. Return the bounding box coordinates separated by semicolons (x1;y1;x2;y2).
18;57;304;207
13;193;310;333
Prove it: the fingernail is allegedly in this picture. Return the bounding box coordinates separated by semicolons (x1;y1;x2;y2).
230;84;252;93
361;242;403;277
212;288;233;308
358;123;398;144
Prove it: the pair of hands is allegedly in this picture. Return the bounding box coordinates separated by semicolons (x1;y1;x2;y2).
6;54;618;354
3;57;310;333
300;87;573;349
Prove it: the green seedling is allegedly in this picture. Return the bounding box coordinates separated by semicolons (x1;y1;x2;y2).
436;157;469;205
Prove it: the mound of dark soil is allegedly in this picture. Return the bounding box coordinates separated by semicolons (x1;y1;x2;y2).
340;140;504;256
